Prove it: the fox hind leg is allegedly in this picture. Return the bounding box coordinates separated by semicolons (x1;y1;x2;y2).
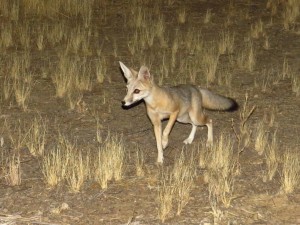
183;124;197;144
206;119;213;147
189;108;213;147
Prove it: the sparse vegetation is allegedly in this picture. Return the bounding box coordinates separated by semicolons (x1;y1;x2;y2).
255;121;269;156
25;116;47;157
204;135;237;208
4;153;21;186
280;149;300;194
158;148;197;222
0;0;299;224
94;133;125;189
264;130;279;182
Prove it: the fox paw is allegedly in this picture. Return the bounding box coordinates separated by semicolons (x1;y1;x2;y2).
162;137;168;149
183;137;193;144
206;140;213;147
157;156;164;164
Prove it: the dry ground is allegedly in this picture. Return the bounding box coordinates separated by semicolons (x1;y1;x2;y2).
0;0;300;224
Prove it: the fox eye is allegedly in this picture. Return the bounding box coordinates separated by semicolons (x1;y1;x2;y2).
133;89;140;94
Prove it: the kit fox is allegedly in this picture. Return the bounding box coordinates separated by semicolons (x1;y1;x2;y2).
119;61;237;163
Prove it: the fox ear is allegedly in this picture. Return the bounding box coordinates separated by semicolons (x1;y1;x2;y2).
119;61;137;82
138;65;152;81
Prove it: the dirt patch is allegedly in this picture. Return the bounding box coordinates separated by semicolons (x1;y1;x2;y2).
0;0;300;224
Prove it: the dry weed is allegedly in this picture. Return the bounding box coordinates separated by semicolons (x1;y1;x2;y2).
173;150;197;215
158;168;175;223
251;19;264;39
283;0;300;30
204;9;212;24
280;149;300;194
42;135;72;187
13;78;32;111
178;8;187;24
158;148;197;222
254;121;269;156
4;153;21;186
237;41;256;72
67;150;89;192
96;56;107;84
202;44;220;84
291;75;300;96
264;130;279;182
135;146;145;177
218;30;235;54
204;135;237;207
94;133;125;189
25;116;47;157
232;94;255;153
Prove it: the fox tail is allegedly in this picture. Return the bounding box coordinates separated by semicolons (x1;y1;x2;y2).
199;88;238;111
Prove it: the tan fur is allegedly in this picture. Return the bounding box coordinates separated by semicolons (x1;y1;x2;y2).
119;62;237;163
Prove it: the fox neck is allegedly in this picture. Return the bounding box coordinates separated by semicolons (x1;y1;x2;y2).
143;83;164;109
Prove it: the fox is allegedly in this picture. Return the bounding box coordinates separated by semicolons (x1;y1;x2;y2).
119;61;238;163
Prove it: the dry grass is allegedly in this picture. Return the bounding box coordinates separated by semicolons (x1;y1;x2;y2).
13;77;32;111
280;149;300;194
218;30;235;54
67;91;84;111
4;153;21;186
204;135;237;207
281;57;291;79
3;76;13;101
232;94;256;153
217;66;232;87
135;146;145;177
254;121;269;156
178;8;187;24
158;148;197;222
67;150;90;193
263;106;277;127
158;168;175;223
237;41;256;72
0;0;299;223
173;150;197;215
283;0;300;30
264;130;279;182
204;9;212;24
41;136;72;187
202;44;220;84
0;52;33;110
185;28;203;55
250;19;264;39
52;55;93;109
94;133;125;189
258;68;275;93
25;116;47;157
264;36;270;50
266;0;279;16
96;56;107;84
52;56;73;98
0;22;13;49
41;131;125;191
209;197;224;224
291;75;300;96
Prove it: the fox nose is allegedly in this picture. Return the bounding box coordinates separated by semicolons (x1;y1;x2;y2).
121;100;125;106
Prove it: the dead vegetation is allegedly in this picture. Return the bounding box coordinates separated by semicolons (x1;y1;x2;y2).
0;0;299;224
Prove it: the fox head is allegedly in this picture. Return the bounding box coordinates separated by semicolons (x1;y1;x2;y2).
119;61;153;107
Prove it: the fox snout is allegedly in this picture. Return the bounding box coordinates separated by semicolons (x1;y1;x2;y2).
121;98;132;107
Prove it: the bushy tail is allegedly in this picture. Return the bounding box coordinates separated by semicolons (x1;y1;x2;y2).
199;88;238;111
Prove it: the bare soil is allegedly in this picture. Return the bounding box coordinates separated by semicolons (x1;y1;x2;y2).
1;0;300;224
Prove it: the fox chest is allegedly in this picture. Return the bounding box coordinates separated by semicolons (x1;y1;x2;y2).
146;106;172;120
